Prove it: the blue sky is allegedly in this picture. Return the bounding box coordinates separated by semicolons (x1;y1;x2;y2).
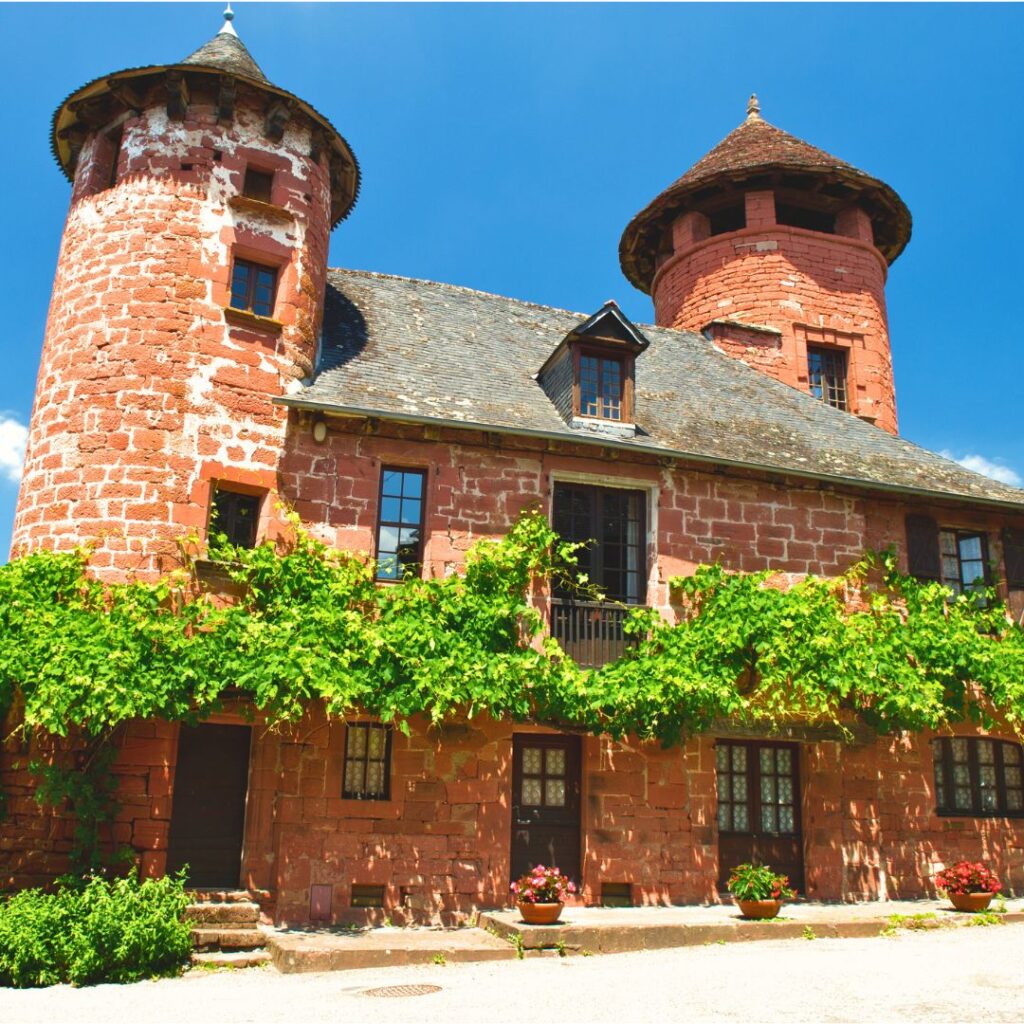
1;2;1022;559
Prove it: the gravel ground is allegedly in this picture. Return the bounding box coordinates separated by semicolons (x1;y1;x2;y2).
2;926;1022;1024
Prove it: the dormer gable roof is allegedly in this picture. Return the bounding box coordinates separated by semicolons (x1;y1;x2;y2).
568;300;650;351
534;301;649;437
538;301;650;379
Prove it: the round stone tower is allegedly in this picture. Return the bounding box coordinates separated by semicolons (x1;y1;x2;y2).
11;11;358;575
619;96;911;434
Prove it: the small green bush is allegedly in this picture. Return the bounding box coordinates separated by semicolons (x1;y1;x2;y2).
0;873;192;988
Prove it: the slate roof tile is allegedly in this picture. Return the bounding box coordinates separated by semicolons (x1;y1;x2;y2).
181;30;269;84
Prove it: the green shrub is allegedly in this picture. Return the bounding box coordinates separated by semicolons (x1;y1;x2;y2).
0;873;192;988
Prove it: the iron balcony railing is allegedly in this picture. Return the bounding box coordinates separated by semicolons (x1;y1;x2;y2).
549;597;645;667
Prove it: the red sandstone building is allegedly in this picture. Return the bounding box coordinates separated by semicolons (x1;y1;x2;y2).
5;15;1024;925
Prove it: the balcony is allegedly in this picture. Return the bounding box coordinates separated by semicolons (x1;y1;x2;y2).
550;598;644;667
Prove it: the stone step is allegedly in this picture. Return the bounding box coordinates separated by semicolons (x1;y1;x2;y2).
191;927;267;952
184;902;261;928
187;888;271;904
192;949;273;971
267;928;517;973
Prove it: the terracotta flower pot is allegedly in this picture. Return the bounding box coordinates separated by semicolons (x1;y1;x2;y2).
948;891;994;913
517;901;563;925
736;898;783;919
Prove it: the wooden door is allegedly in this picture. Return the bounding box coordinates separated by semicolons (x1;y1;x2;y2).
166;724;251;888
716;740;804;892
510;735;581;886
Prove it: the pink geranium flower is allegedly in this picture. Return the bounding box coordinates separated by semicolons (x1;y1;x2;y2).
511;864;575;905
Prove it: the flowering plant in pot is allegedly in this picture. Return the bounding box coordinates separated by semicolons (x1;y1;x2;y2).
934;861;1002;912
727;863;796;919
511;865;576;924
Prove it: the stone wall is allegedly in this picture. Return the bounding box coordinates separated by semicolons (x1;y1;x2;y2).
651;217;896;432
277;418;1024;608
11;92;330;577
4;705;1024;921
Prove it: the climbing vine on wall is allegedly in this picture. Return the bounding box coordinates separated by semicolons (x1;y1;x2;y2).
0;508;1022;754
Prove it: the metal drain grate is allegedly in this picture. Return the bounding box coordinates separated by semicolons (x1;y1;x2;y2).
362;984;442;998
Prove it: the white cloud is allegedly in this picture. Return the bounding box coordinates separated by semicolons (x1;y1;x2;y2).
0;415;28;485
941;450;1023;488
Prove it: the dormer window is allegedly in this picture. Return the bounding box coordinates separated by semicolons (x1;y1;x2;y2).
538;301;649;435
579;352;624;421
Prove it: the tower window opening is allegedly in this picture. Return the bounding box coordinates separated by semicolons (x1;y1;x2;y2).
104;126;124;189
242;167;274;203
707;203;746;236
807;346;848;410
230;258;278;318
776;202;836;234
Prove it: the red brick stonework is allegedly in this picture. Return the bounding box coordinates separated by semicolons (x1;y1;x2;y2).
653;210;897;433
5;710;1023;922
11;93;331;578
4;420;1022;920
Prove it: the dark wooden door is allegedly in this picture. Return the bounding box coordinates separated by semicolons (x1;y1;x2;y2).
166;724;251;888
510;735;581;886
716;740;804;892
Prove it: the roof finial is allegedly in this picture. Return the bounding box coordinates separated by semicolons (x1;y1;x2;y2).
219;3;238;38
746;93;761;121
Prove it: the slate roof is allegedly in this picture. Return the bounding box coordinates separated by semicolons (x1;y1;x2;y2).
619;108;912;291
181;29;270;85
49;23;361;225
671;114;855;188
281;269;1024;511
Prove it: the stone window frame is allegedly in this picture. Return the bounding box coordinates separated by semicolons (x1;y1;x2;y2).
551;480;648;605
241;165;275;204
931;737;1024;818
795;325;861;415
342;722;393;801
208;486;263;549
547;470;658;594
229;256;279;319
806;344;849;411
374;466;428;582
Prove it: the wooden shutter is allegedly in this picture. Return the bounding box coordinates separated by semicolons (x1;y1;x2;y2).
1003;528;1024;589
905;514;941;581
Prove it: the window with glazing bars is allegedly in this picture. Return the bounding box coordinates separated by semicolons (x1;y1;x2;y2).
715;742;799;835
932;737;1024;817
551;483;645;603
342;723;392;800
578;354;624;421
375;467;426;580
939;530;989;595
230;258;277;317
806;346;848;410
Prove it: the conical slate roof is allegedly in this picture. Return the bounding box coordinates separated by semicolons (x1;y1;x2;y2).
619;99;912;293
670;110;856;190
49;11;361;225
181;27;269;84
